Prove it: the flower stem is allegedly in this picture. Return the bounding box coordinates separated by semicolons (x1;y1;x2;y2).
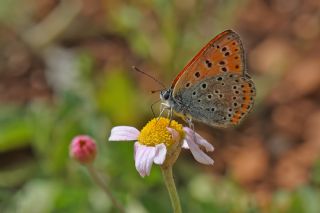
161;165;182;213
86;164;125;213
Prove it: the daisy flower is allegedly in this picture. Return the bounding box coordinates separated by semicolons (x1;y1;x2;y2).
108;117;214;213
108;117;214;177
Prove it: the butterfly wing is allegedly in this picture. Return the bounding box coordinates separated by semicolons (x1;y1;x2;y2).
171;30;255;127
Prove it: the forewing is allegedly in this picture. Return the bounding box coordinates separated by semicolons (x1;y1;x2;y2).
171;30;246;96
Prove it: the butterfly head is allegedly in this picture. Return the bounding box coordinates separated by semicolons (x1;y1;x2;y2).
160;89;173;103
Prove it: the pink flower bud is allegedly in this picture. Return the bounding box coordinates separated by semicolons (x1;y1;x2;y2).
70;135;97;164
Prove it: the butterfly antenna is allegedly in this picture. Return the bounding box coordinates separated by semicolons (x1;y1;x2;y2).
151;89;162;94
132;66;166;89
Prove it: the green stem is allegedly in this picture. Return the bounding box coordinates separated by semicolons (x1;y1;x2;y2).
86;164;125;213
161;165;182;213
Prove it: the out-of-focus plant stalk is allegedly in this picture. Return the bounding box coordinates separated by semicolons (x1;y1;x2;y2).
86;164;125;213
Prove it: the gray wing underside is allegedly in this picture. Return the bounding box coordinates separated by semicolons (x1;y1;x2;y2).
172;73;255;127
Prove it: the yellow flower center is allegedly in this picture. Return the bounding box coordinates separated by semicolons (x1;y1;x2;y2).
138;117;185;147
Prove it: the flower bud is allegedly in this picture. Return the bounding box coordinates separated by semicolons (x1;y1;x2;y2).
70;135;97;164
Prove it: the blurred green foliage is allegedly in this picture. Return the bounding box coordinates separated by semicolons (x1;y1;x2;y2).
0;0;320;212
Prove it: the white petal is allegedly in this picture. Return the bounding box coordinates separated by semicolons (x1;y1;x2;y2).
182;140;189;149
166;127;180;142
134;142;156;177
153;144;167;164
134;141;137;159
185;135;214;165
108;126;140;141
183;127;214;152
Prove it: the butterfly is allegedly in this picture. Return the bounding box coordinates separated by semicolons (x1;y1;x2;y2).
160;30;256;128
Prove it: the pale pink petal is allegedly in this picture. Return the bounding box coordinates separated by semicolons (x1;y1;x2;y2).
153;144;167;164
166;127;180;142
184;134;214;165
186;139;214;165
108;126;140;141
182;140;189;149
183;127;214;152
134;142;156;177
134;141;138;159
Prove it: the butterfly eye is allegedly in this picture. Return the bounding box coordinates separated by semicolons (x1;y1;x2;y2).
163;91;170;100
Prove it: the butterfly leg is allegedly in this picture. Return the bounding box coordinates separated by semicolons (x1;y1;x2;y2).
158;103;168;118
157;103;173;127
157;103;171;126
185;116;194;131
157;104;173;127
186;116;197;144
167;107;173;127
